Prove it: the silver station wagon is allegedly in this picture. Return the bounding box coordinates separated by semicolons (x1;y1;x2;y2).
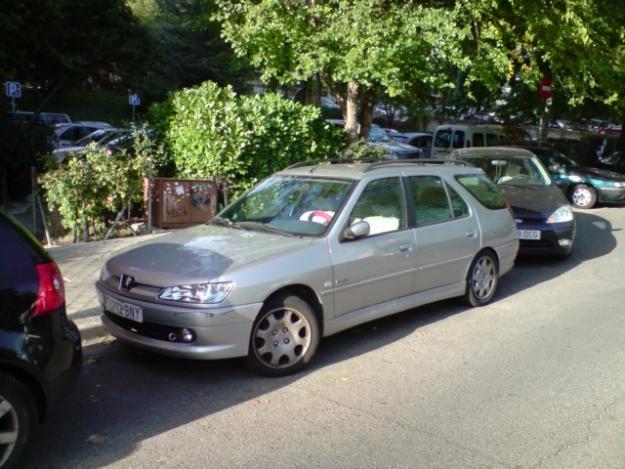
97;160;518;376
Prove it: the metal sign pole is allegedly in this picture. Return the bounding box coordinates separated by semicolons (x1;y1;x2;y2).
11;96;15;112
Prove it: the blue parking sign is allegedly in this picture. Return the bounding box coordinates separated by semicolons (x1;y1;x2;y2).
5;81;21;98
129;94;141;106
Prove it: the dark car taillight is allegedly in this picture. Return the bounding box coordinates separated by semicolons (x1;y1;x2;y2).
33;262;65;316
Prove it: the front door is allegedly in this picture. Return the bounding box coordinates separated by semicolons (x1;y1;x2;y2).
330;177;417;317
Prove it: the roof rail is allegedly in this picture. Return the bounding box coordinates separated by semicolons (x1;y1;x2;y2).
285;157;384;169
285;158;471;173
363;159;471;172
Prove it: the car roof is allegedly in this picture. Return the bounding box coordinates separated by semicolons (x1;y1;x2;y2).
450;147;536;159
278;160;481;180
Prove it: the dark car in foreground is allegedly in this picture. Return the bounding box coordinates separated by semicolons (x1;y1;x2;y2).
0;210;82;467
449;147;576;256
520;146;625;209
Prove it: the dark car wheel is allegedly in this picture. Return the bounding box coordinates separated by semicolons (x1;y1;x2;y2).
569;184;597;209
464;251;499;307
0;375;37;469
247;294;320;377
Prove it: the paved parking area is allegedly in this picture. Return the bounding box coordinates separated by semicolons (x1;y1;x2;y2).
49;233;166;340
31;206;625;468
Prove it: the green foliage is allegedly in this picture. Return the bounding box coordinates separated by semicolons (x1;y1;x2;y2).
151;81;344;195
40;127;167;240
339;141;388;161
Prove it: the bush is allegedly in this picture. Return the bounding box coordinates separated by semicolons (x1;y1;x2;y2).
150;81;345;196
40;127;166;240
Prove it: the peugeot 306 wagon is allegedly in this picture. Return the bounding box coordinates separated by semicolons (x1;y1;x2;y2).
97;160;518;376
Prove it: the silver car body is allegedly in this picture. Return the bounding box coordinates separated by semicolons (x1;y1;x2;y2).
97;162;518;360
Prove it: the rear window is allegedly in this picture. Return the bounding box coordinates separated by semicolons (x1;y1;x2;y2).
473;133;484;147
0;211;50;264
452;131;465;149
486;133;499;146
455;174;506;210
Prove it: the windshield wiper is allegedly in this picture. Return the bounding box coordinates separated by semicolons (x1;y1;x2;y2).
210;216;239;228
237;221;295;237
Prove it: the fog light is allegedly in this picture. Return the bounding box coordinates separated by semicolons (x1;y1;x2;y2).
558;239;571;247
181;328;194;343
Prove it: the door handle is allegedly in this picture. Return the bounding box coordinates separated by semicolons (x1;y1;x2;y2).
466;231;477;239
399;244;413;253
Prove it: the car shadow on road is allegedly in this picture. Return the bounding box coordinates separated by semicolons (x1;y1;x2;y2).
22;212;619;468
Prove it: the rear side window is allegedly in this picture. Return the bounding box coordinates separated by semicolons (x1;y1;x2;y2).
455;174;506;210
407;176;452;225
434;129;452;148
452;131;465;149
446;183;470;218
473;133;484;147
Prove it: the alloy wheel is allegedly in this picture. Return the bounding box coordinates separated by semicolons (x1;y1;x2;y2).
572;187;592;208
253;307;312;369
471;256;496;300
0;395;19;467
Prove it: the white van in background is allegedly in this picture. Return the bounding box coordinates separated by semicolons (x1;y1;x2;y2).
431;124;531;158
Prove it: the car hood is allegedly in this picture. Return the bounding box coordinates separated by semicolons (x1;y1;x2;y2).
572;166;625;181
105;224;316;287
499;184;568;222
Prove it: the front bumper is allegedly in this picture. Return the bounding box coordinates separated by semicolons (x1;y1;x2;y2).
96;282;262;360
517;221;576;256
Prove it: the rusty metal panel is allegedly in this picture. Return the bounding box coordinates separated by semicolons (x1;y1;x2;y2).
145;178;219;228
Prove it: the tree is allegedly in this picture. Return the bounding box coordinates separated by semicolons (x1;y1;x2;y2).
0;0;149;108
214;0;463;142
128;0;255;101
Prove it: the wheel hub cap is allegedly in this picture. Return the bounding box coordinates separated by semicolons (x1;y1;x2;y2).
471;257;496;300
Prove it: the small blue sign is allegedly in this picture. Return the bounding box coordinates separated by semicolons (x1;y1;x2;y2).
129;94;141;106
5;81;21;98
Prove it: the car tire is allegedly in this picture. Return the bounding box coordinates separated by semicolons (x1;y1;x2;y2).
464;251;499;307
0;375;37;469
247;294;320;377
569;184;597;209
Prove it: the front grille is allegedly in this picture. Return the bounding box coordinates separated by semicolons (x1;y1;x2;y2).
105;312;195;343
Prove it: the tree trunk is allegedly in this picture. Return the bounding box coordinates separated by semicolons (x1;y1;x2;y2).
344;81;361;143
538;98;552;146
358;88;375;140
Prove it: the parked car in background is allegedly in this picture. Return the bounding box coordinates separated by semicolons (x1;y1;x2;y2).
328;120;422;159
53;122;111;148
97;160;518;376
6;111;71;125
52;128;129;162
0;210;82;468
432;124;532;158
449;147;575;256
394;132;433;158
520;146;625;209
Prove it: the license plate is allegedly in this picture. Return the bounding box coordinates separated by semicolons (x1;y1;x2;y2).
105;296;143;323
517;229;541;240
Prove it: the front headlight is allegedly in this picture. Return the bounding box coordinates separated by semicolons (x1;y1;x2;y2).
547;205;574;224
613;181;625;188
159;282;234;304
100;264;111;282
568;174;583;183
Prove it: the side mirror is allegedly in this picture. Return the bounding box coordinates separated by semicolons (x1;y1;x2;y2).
342;221;370;241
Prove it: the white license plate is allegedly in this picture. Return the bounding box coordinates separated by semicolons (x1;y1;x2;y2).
105;296;143;323
517;229;541;240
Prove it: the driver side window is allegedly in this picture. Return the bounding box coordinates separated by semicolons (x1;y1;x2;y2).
349;178;406;236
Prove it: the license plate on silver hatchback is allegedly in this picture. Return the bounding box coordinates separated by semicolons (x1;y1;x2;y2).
105;296;143;323
517;229;541;240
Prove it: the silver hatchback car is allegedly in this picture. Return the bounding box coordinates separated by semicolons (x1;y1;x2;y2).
97;160;518;376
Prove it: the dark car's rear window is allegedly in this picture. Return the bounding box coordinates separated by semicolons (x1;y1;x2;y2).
0;210;51;264
455;174;506;210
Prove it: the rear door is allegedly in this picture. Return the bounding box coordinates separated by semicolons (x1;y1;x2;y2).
406;175;479;292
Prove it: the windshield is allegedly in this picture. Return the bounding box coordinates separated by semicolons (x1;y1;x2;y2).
368;125;391;143
76;129;112;146
466;156;552;186
217;176;354;236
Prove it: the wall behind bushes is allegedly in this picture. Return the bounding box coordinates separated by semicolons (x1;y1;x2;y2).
150;81;345;196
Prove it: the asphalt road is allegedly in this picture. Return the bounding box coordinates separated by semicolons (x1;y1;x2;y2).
22;206;625;469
